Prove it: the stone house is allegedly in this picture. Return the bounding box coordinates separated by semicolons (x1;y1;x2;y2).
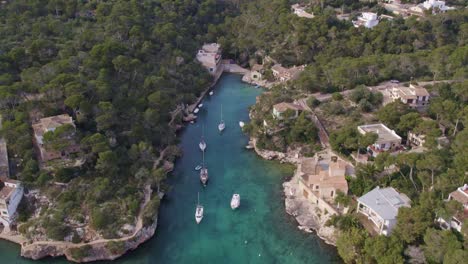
32;114;80;162
388;84;430;108
297;157;349;215
196;43;222;76
272;102;303;120
437;184;467;234
357;123;403;157
271;64;305;82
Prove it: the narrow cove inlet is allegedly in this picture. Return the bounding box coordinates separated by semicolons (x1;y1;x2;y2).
0;74;340;263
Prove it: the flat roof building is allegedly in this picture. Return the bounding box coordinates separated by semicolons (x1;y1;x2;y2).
357;186;411;235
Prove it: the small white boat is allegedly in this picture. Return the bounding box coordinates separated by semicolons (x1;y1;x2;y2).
218;121;225;132
231;194;240;210
193;108;199;114
190;121;194;124
209;91;214;96
198;104;203;108
199;125;206;151
195;165;202;171
239;121;245;128
218;104;225;132
255;85;260;89
195;193;204;224
199;140;206;151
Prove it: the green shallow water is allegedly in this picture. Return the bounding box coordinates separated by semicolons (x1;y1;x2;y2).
0;74;340;264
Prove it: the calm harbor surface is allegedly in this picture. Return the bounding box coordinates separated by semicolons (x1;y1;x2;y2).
0;74;339;264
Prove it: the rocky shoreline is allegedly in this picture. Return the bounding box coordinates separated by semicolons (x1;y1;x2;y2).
20;218;158;262
249;137;338;246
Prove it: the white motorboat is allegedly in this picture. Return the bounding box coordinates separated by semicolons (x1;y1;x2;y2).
198;103;203;108
239;121;245;128
209;91;214;96
193;108;199;114
199;125;207;151
218;104;225;132
231;194;240;210
199;140;206;151
218;121;225;132
195;192;204;224
195;165;202;171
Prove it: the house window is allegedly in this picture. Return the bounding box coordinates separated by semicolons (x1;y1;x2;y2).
330;190;334;197
1;210;7;215
315;185;319;190
209;68;214;72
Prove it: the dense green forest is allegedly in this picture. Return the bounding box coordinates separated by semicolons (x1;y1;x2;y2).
0;0;231;240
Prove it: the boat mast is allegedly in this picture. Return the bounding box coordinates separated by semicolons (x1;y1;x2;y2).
197;192;200;206
221;104;223;122
202;149;205;168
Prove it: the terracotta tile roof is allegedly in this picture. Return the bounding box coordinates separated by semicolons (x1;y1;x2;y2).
273;102;303;113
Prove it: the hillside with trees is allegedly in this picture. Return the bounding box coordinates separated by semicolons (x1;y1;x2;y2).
0;0;231;242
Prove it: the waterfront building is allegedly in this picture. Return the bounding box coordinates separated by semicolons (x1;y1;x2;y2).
357;186;411;235
196;43;222;76
437;184;468;233
297;157;349;214
352;12;379;29
32;114;80;162
0;178;23;231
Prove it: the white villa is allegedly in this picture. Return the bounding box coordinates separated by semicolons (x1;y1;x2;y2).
437;184;468;234
272;102;303;120
353;12;379;29
422;0;455;12
357;124;403;157
388;84;430;108
0;178;24;232
291;4;314;19
196;43;222;76
357;186;411;235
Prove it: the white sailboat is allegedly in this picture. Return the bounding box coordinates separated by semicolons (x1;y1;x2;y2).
231;194;240;210
218;104;225;132
199;125;206;151
239;121;245;128
195;192;204;224
200;150;208;186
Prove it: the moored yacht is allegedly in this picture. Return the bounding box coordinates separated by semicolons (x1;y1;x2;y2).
218;104;225;132
200;151;208;186
231;194;240;210
195;192;204;224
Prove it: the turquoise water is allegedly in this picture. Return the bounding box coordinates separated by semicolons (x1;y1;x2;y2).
0;74;339;263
